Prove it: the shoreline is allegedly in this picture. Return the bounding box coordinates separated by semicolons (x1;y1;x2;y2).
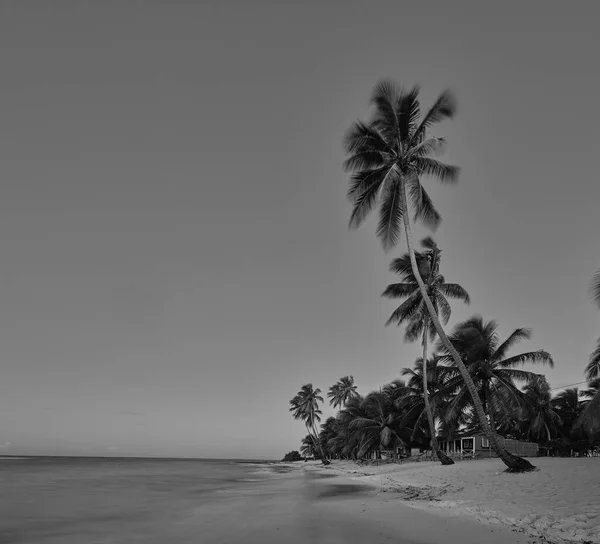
298;458;600;544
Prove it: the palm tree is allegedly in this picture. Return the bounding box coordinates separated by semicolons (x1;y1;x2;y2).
344;79;534;471
552;387;584;437
328;376;359;409
348;388;409;459
383;237;469;465
437;316;553;436
289;384;330;464
519;379;562;442
575;269;600;438
300;434;318;459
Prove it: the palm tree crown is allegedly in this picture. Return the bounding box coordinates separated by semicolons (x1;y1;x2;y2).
437;316;554;428
344;80;459;251
383;237;469;341
328;376;359;409
289;384;324;429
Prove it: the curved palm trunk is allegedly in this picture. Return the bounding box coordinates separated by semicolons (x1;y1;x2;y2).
422;317;454;465
399;179;534;473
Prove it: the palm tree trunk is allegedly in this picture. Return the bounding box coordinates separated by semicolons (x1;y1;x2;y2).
422;316;454;465
399;179;534;473
309;423;330;465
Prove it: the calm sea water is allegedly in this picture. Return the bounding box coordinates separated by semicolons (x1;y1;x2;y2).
0;457;298;544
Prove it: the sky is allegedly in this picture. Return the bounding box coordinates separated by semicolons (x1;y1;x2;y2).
0;0;599;459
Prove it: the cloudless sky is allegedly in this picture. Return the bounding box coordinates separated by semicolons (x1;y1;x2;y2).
0;0;599;459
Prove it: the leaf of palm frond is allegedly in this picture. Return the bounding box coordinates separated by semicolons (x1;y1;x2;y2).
381;282;417;299
343;121;389;155
586;341;600;380
589;268;600;309
377;180;403;251
495;369;543;386
347;165;391;200
389;253;416;278
413;158;460;183
499;350;554;369
436;294;452;325
411;90;457;145
385;291;422;326
396;85;420;142
409;137;446;158
407;176;442;230
492;328;532;361
404;317;424;342
443;386;472;424
343;150;388;172
439;283;471;304
370;79;400;143
420;236;438;251
349;417;379;430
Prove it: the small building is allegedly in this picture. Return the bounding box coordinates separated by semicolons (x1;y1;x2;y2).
437;432;539;458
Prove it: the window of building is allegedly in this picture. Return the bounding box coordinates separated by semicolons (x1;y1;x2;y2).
462;439;473;450
481;437;490;448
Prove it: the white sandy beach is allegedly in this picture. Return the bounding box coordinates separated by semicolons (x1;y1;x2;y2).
310;457;600;544
196;461;551;544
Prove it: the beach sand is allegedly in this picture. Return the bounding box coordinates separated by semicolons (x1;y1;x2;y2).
315;457;600;544
199;462;546;544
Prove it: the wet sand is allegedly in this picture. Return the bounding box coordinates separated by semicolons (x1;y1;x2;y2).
199;466;545;544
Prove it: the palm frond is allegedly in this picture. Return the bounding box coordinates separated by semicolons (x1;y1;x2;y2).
412;90;457;144
343;150;388;172
385;292;422;326
407;176;442;230
587;341;600;380
409;137;446;158
370;79;400;143
348;169;390;230
376;179;403;251
389;253;416;278
413;158;460;183
381;282;417;299
499;350;554;368
590;268;600;309
438;283;470;304
397;85;420;142
344;121;389;155
436;294;452;325
493;328;532;361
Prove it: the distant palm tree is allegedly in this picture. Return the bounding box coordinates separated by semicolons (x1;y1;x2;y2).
383;237;469;465
438;316;553;434
349;388;409;458
328;376;359;409
344;79;533;471
300;434;318;459
289;384;329;464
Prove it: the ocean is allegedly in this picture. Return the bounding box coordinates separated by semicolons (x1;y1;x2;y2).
0;456;302;544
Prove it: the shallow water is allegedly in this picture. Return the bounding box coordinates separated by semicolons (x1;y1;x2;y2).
0;457;294;543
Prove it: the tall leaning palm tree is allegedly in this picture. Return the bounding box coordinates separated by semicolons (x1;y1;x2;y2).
384;238;469;465
328;376;359;409
289;384;330;465
344;79;534;471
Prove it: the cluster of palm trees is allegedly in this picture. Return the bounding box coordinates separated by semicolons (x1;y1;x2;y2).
289;79;600;472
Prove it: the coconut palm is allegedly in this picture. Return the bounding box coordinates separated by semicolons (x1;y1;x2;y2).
328;376;359;409
348;388;409;458
575;269;600;438
552;387;584;436
289;384;330;464
437;316;553;436
300;434;318;459
519;379;562;442
344;79;534;471
383;237;469;465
